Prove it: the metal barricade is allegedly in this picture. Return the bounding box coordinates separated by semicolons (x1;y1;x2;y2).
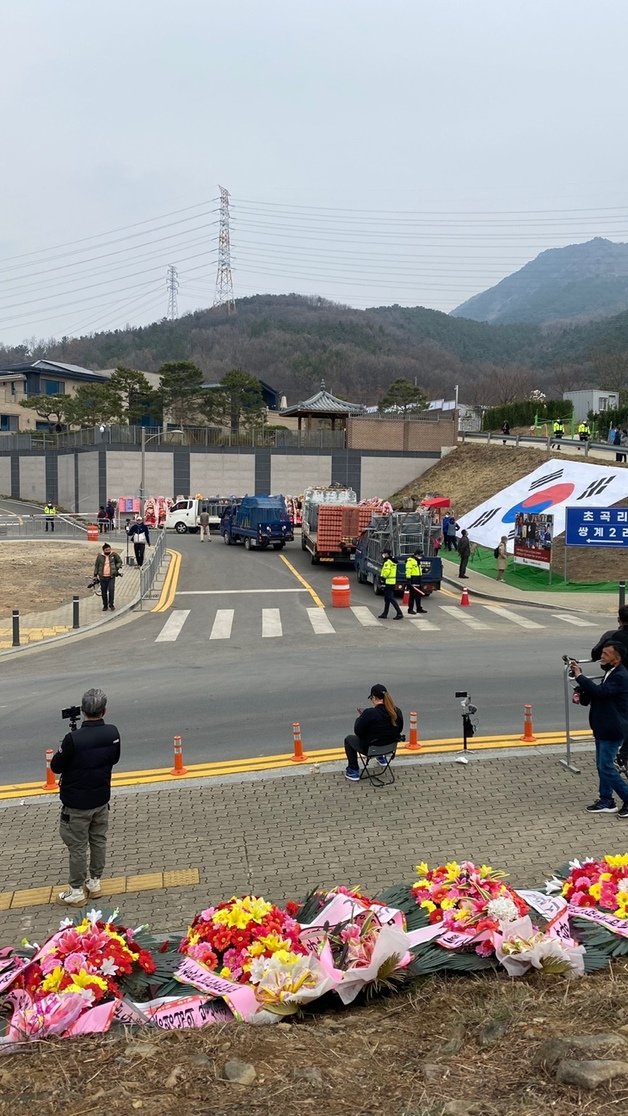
561;657;593;775
137;529;167;610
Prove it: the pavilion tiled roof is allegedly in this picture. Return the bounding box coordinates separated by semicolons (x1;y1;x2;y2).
279;380;367;416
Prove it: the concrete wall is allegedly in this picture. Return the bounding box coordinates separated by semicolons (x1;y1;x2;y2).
58;453;75;510
19;456;46;500
270;454;331;494
107;450;174;502
0;456;11;496
190;452;256;496
77;453;99;513
360;455;435;500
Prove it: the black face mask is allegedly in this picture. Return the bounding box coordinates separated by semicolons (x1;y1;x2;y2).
601;661;615;672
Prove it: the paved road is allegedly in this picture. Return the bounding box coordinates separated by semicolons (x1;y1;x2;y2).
0;530;605;783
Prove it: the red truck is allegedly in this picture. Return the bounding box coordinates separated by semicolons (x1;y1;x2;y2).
301;486;375;564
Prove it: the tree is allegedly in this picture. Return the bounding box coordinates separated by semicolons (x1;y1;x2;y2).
63;383;118;427
203;369;266;434
158;361;206;426
20;393;69;430
378;378;428;415
107;366;161;424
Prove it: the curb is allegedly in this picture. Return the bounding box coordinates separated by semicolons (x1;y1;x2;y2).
441;575;611;615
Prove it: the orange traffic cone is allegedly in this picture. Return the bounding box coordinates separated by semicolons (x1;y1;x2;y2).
460;586;470;607
171;735;187;775
406;710;420;751
402;588;410;605
292;722;307;763
520;705;537;743
44;748;56;790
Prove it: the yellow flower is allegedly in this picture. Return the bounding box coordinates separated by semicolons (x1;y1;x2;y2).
187;931;200;947
413;880;430;890
212;896;273;929
67;970;108;994
440;898;457;910
479;865;493;878
219;966;232;978
248;933;292;957
605;854;628;869
589;882;602;900
445;861;461;881
420;900;437;913
41;966;65;994
415;862;429;877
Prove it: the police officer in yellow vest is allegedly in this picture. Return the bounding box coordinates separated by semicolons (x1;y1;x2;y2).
405;550;427;615
377;549;403;620
578;421;590;442
44;501;58;533
552;418;564;448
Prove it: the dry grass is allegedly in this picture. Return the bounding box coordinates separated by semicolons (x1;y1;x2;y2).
1;966;627;1116
0;543;96;618
392;444;628;585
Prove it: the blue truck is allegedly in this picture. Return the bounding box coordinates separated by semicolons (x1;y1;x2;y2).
354;512;443;595
220;495;294;550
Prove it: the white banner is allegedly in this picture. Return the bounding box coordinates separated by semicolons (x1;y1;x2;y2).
459;461;628;550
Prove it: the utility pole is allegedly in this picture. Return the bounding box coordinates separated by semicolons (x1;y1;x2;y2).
213;185;236;314
166;264;179;320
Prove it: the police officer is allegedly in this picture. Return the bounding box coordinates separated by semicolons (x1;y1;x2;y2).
405;550;427;614
578;421;590;442
44;501;57;532
552;418;564;448
377;549;403;620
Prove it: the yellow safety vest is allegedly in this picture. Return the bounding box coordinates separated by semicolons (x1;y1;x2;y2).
553;421;564;434
405;557;420;580
380;558;397;585
44;505;57;516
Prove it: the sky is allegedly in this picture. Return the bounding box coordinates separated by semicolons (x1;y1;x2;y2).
1;0;627;347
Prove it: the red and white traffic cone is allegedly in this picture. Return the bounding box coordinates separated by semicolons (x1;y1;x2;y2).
406;711;420;751
44;748;56;790
292;722;307;763
171;735;187;775
520;705;537;743
460;586;470;607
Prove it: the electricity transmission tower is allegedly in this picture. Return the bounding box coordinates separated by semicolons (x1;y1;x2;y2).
166;264;179;320
213;185;236;314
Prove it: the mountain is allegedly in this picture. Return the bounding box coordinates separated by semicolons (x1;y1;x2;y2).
452;238;628;326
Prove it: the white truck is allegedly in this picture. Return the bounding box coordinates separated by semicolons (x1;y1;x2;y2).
164;497;232;534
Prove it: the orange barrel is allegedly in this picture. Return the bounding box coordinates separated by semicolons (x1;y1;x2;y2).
87;524;99;542
331;575;351;608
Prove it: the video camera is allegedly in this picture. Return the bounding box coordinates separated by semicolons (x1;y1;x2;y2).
62;705;82;731
87;577;99;590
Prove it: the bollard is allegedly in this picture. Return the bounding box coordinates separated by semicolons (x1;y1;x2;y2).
170;735;187;776
459;587;470;607
292;721;307;763
72;596;80;630
406;710;420;751
12;609;19;647
44;748;56;790
520;704;537;743
620;580;626;609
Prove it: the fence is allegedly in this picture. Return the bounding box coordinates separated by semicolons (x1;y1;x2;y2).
459;429;622;462
137;526;168;609
0;424;349;452
0;514;87;539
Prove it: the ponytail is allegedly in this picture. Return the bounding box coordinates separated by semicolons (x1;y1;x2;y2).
383;692;398;726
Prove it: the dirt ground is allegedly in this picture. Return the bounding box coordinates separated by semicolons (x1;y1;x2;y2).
0;542;98;618
393;444;628;584
1;966;627;1116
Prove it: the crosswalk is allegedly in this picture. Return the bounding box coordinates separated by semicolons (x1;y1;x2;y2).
153;604;597;643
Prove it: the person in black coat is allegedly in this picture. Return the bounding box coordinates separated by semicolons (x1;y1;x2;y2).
344;683;404;781
126;514;151;567
571;643;628;816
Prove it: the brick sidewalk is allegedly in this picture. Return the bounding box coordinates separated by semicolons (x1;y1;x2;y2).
1;746;623;946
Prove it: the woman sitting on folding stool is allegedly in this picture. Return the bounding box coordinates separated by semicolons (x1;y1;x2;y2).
344;683;404;782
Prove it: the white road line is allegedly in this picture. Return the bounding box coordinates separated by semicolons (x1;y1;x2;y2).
262;608;283;638
210;609;234;640
407;616;440;631
155;610;190;642
439;605;492;630
177;589;307;595
307;608;336;634
481;605;544;630
351;606;382;627
551;613;597;627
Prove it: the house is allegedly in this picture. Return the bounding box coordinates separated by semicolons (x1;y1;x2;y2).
563;389;620;424
0;360;109;431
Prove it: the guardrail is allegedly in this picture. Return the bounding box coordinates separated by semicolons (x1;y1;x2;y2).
0;514;88;539
137;527;167;609
459;429;624;461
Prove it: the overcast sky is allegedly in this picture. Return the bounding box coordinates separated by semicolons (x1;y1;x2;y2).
1;0;627;346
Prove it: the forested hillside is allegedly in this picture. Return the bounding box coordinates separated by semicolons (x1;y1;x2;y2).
2;292;628;407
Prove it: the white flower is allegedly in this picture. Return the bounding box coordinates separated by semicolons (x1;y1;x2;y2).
86;909;102;925
100;958;118;976
568;858;595;870
617;877;628;895
487;897;519;923
544;876;563;895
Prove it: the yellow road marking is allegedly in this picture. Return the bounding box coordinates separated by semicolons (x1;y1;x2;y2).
1;868;200;910
279;553;325;608
153;549;181;612
0;730;591;800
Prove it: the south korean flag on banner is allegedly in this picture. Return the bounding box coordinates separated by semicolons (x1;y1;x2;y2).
459;460;628;550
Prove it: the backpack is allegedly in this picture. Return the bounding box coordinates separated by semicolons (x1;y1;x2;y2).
493;545;500;558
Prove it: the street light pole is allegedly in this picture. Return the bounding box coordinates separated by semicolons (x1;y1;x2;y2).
140;426;146;514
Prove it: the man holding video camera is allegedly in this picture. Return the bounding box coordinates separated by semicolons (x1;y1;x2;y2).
51;688;121;905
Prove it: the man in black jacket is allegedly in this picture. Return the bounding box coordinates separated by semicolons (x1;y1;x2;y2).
51;688;121;905
571;643;628;817
344;683;404;781
591;606;628;772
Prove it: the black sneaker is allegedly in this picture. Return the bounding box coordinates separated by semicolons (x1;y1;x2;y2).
393;613;404;620
377;614;387;619
618;802;628;819
586;800;617;813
